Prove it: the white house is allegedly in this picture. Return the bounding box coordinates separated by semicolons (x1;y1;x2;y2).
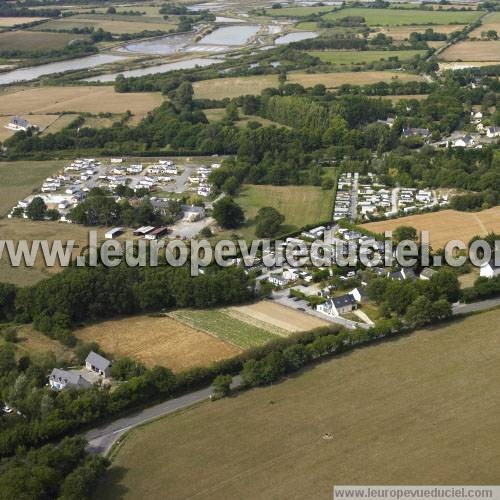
350;287;368;303
49;369;93;391
317;294;357;317
453;135;475;148
85;351;112;378
5;116;35;132
480;259;500;278
486;126;500;138
471;111;483;124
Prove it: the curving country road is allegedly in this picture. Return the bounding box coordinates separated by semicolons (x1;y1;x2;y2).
85;377;242;456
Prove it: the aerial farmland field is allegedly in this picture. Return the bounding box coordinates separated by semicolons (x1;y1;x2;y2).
288;70;425;88
372;24;463;40
193;75;280;99
227;184;333;239
0;86;163;117
75;315;242;372
362;207;500;249
264;5;336;17
440;40;500;62
0;160;66;216
229;301;329;333
169;309;280;349
96;308;500;500
0;31;88;52
322;8;480;26
37;16;176;34
307;49;426;65
0;17;47;28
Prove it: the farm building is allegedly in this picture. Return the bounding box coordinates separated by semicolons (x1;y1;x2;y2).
133;226;155;237
105;227;124;239
145;227;169;240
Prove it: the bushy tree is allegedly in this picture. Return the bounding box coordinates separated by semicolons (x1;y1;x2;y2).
26;197;47;221
212;197;244;229
255;206;285;238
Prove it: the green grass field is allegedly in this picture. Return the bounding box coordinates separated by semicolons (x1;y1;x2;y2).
265;5;336;17
193;75;280;99
322;8;480;25
309;49;427;64
226;184;333;240
0;30;87;51
0;160;65;216
97;308;500;499
204;108;288;128
169;309;279;348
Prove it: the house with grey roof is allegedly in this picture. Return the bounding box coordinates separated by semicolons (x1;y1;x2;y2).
419;268;437;280
6;116;36;132
317;294;357;317
389;267;417;281
401;127;431;140
182;204;206;222
85;351;112;378
49;368;93;391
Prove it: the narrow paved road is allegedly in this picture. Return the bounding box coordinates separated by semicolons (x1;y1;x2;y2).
452;297;500;316
85;377;242;455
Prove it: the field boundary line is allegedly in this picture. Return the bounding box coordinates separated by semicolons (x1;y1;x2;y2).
224;307;289;337
166;310;244;349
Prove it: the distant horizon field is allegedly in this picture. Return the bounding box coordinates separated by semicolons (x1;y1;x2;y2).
308;49;426;65
0;86;164;117
96;307;500;499
0;30;87;51
288;70;424;88
440;40;500;62
193;75;280;99
322;8;480;26
35;16;176;34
